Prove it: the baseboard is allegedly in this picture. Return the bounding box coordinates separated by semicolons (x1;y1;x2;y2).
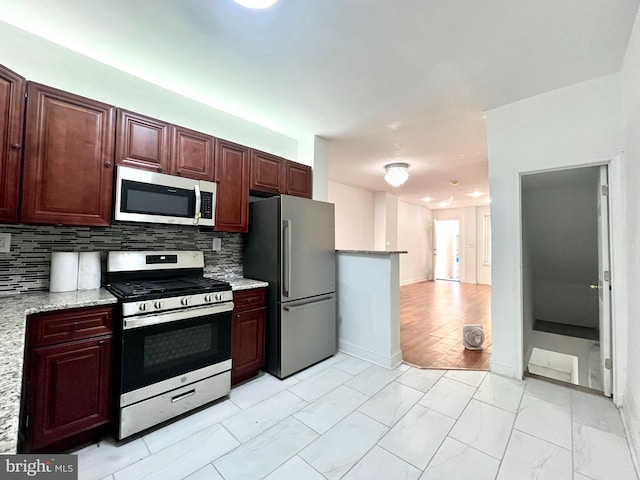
400;277;430;286
338;340;402;369
490;359;520;379
620;405;640;476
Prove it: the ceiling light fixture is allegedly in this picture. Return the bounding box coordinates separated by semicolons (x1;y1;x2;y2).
384;163;409;187
233;0;278;9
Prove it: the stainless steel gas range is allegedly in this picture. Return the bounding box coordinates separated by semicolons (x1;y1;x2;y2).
106;250;233;439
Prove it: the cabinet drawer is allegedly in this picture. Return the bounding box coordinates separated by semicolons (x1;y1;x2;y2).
233;288;266;313
30;306;114;347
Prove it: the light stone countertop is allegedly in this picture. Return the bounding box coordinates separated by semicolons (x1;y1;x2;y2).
203;275;268;291
0;289;118;454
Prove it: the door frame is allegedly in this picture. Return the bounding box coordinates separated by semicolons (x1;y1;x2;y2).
516;154;625;404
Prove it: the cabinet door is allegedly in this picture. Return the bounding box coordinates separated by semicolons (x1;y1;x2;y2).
231;308;265;385
29;336;112;451
170;125;214;181
250;149;285;195
285;161;313;198
214;139;249;232
22;83;115;226
116;109;170;173
0;65;26;223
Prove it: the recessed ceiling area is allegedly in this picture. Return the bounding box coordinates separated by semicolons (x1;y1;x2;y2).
0;0;637;208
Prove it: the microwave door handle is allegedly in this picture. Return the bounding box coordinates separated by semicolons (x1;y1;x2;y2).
193;184;201;225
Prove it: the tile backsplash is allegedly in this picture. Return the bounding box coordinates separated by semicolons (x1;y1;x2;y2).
0;223;243;295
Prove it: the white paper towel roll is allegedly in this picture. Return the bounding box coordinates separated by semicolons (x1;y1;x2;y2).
78;252;101;290
50;252;79;292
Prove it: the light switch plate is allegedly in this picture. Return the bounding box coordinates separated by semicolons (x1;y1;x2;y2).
212;238;222;251
0;233;11;253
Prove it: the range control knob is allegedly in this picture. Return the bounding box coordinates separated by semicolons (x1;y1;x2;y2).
215;293;223;301
154;300;164;310
139;302;150;312
181;297;191;306
204;294;214;303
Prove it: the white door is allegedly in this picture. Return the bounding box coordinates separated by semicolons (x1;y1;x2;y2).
434;220;460;281
598;165;613;397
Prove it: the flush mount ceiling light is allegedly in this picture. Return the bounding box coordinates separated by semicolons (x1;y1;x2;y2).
233;0;278;8
384;163;409;187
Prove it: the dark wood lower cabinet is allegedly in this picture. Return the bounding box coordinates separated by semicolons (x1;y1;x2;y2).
24;306;114;453
231;288;266;385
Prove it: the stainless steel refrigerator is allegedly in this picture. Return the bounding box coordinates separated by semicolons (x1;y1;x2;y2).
244;195;336;379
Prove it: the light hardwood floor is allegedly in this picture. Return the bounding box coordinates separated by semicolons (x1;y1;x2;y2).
400;280;492;370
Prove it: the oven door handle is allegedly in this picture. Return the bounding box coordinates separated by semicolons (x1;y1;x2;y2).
123;301;234;330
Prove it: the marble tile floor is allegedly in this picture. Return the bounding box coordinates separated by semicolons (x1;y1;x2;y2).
73;352;639;480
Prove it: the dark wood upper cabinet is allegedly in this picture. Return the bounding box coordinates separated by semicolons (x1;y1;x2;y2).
0;64;26;224
285;160;312;198
250;150;313;199
116;109;170;173
214;138;250;232
21;83;115;227
170;125;215;181
250;149;285;195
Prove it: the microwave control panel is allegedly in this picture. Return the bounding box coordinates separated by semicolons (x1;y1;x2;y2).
201;192;214;219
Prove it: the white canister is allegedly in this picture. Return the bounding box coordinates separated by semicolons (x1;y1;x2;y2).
78;251;101;290
49;252;79;292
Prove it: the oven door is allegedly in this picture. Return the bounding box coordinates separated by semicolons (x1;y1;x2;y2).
120;302;232;406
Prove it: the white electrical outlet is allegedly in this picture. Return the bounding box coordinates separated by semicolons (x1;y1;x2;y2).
0;233;11;253
212;238;222;251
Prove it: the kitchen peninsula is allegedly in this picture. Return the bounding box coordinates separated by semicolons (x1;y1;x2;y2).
335;250;407;369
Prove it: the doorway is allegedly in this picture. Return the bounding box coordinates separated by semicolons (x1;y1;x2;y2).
521;165;612;395
434;219;460;281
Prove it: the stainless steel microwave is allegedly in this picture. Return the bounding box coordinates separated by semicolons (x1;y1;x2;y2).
114;166;216;227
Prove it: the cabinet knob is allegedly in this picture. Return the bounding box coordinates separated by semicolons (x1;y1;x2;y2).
72;321;79;330
104;161;112;167
98;340;105;346
157;166;163;173
11;143;21;150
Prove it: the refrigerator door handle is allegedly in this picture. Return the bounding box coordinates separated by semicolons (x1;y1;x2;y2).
282;219;292;297
283;295;335;311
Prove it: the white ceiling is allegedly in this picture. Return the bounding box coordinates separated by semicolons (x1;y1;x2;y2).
1;0;638;208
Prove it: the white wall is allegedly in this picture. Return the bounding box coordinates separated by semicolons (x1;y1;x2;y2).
486;74;624;385
327;181;375;250
398;201;432;285
0;21;298;160
621;6;640;466
374;193;398;250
